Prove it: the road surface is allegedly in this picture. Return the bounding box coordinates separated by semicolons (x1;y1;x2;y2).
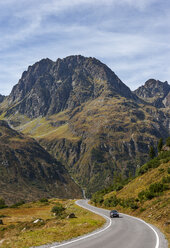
35;199;168;248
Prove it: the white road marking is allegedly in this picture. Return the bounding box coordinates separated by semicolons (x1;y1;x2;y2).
121;213;160;248
49;201;112;248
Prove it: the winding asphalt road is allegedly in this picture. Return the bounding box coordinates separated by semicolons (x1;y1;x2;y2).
36;199;168;248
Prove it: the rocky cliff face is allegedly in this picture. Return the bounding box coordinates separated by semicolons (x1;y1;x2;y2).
134;79;170;108
5;55;137;118
0;120;82;204
0;55;169;197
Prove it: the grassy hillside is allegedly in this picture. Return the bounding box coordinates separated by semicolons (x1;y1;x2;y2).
0;120;82;204
0;199;105;248
91;148;170;244
3;111;81;142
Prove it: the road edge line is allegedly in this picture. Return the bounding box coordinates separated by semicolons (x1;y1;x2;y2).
50;200;112;248
121;213;159;248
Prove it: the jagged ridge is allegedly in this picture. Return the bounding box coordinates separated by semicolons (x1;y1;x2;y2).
5;55;137;118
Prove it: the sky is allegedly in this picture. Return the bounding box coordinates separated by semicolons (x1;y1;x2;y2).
0;0;170;95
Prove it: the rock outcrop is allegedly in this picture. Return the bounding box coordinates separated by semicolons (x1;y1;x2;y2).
0;94;5;103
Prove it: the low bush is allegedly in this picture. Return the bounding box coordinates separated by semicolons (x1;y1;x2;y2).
166;137;170;146
137;151;170;176
138;158;160;175
149;182;166;193
103;195;119;207
39;198;48;203
138;181;169;201
119;198;139;209
10;200;25;208
0;215;7;218
0;198;8;209
162;176;170;184
91;190;105;205
140;207;146;212
51;203;65;217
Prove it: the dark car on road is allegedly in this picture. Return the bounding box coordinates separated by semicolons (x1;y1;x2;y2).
110;210;119;218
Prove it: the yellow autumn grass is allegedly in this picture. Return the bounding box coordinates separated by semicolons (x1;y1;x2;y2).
0;199;105;248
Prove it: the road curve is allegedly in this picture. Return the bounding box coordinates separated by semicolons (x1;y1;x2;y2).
35;199;168;248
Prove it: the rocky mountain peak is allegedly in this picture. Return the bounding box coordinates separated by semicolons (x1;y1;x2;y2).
5;55;136;118
134;79;170;108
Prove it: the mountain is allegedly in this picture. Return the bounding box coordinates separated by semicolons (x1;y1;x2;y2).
134;79;170;108
0;55;169;197
0;120;82;204
4;55;137;118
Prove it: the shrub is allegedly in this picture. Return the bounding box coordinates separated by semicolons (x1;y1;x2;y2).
0;198;8;209
10;200;25;208
158;138;163;152
115;184;123;191
0;215;6;218
119;198;138;209
138;181;169;202
138;157;160;175
91;192;104;205
103;195;119;207
149;146;156;159
138;190;146;201
166;137;170;146
144;190;155;200
158;151;170;159
51;203;65;216
149;182;163;193
137;150;170;176
39;198;48;203
149;182;168;194
162;176;170;184
140;208;146;212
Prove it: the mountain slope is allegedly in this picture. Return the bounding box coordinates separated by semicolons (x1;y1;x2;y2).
0;120;82;204
12;95;169;196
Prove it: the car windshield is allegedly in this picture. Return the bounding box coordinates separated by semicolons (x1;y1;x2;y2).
111;210;118;213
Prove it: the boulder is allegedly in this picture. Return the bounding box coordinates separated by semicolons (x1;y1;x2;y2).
33;218;44;224
67;213;76;218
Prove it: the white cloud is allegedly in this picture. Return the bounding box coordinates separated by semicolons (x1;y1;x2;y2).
0;0;169;95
